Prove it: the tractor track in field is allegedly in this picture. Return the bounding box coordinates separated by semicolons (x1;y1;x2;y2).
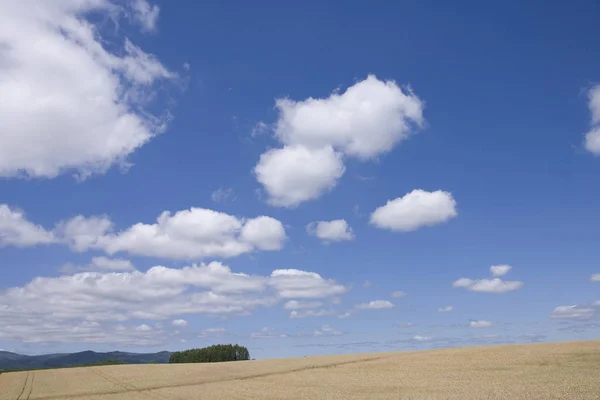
30;355;389;400
16;371;34;400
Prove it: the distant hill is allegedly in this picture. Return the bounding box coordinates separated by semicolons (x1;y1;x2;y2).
0;350;171;371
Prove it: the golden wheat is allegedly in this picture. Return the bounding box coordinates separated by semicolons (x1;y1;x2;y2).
1;340;599;399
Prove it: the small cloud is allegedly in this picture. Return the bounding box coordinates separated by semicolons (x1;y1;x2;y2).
199;328;226;337
363;280;372;288
331;297;342;305
591;274;600;282
469;320;493;328
289;309;333;319
135;324;153;332
283;300;323;310
453;265;523;293
551;305;595;320
183;62;191;71
252;121;269;136
338;311;352;319
352;204;363;217
313;325;343;337
307;220;355;243
490;265;511;277
355;300;394;310
391;291;406;298
397;322;413;328
211;187;236;203
172;319;188;327
412;335;432;342
438;306;453;313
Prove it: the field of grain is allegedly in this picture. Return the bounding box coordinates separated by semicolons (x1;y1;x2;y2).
1;340;599;400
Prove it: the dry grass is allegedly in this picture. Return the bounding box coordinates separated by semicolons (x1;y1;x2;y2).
1;340;599;399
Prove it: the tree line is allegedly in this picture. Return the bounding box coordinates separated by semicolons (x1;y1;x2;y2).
168;344;250;364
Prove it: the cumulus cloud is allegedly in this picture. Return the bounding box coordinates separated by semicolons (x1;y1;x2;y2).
490;265;511;277
254;145;345;208
370;190;457;232
0;262;346;343
469;320;493;328
551;305;595;320
283;300;323;310
438;306;453;313
0;0;174;179
269;269;347;299
0;205;56;246
255;75;424;207
306;219;354;243
171;319;188;327
0;205;287;260
355;300;394;310
584;86;600;155
453;265;523;293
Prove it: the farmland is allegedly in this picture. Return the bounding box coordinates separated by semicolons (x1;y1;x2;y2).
1;340;599;400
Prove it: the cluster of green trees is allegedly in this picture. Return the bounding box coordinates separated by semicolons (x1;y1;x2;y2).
169;344;250;364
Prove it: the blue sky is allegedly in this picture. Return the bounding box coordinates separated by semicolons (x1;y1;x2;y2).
1;0;599;359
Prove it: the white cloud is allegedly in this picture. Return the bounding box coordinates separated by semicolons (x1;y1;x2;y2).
172;319;188;327
363;280;372;288
453;278;523;293
255;75;424;207
584;86;600;155
283;300;323;310
586;128;600;154
438;306;453;313
490;265;511;277
211;187;236;203
313;325;343;337
135;324;153;332
130;0;160;31
338;311;352;319
0;205;56;246
551;305;595;320
2;205;287;260
274;75;423;159
355;300;394;310
412;335;432;342
289;309;333;318
469;320;493;328
269;269;347;299
254;145;345;208
370;190;457;232
0;262;346;343
591;274;600;282
306;219;354;242
391;291;406;298
0;0;173;179
397;322;413;328
453;266;523;294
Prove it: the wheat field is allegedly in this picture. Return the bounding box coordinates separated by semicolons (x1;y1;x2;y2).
1;340;599;400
